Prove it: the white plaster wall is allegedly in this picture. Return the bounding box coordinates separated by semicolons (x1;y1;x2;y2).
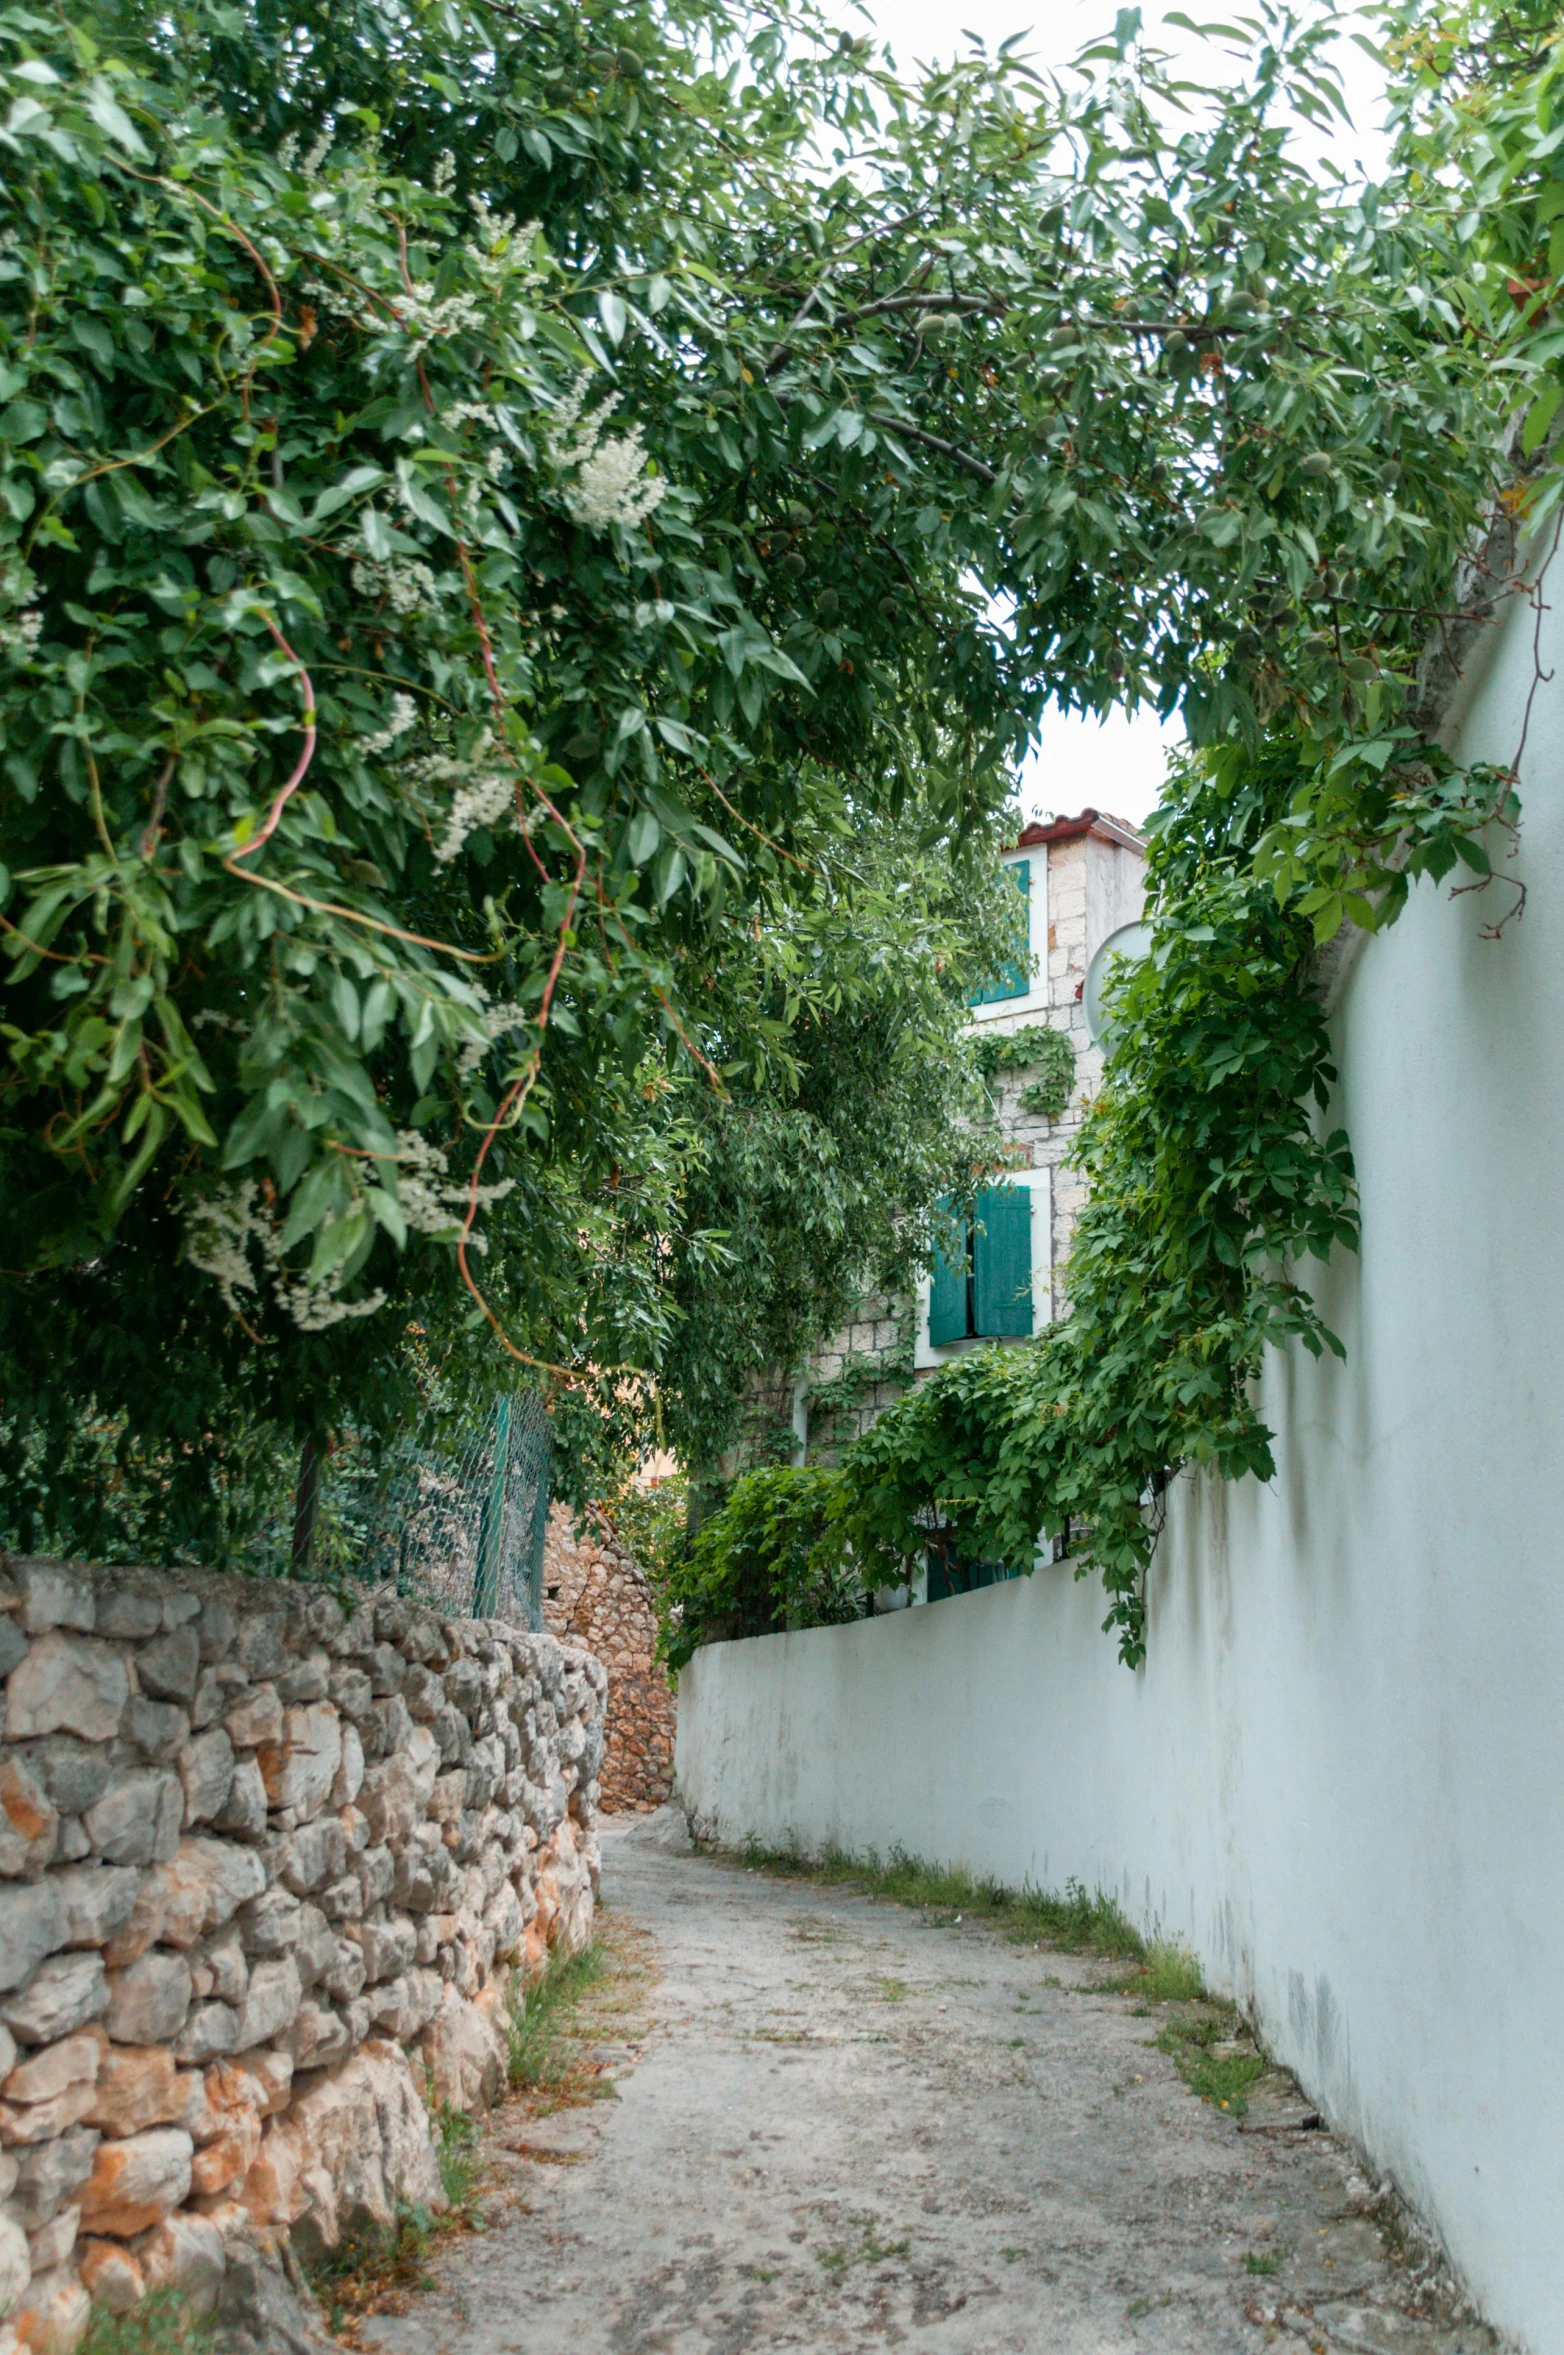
678;568;1564;2352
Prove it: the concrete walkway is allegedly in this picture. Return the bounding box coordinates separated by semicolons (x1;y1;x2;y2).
357;1815;1496;2355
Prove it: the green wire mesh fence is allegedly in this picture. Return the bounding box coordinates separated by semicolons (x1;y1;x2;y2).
249;1386;554;1631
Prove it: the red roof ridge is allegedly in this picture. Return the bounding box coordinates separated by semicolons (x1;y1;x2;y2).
1013;807;1146;853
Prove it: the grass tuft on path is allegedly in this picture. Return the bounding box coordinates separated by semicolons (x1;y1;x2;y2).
1152;2010;1270;2115
727;1833;1287;2120
736;1838;1147;1960
507;1940;608;2094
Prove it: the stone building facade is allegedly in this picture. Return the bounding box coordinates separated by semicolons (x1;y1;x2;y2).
540;1507;676;1815
801;807;1147;1466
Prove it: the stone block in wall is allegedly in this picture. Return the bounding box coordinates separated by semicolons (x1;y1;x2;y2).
3;1953;107;2047
83;2045;188;2138
5;1634;128;1744
77;2126;193;2237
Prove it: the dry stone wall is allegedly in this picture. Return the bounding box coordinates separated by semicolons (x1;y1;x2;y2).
0;1554;605;2352
541;1508;674;1814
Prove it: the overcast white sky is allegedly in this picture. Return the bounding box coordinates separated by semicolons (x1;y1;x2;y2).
842;0;1393;829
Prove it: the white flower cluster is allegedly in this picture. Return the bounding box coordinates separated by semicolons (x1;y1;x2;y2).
1;558;41;664
304;275;371;327
434;772;516;862
398;280;485;350
280;127;334;180
547;371;668;534
457;993;530;1080
401;730;522;862
301;128;335;181
566;425;666;531
185;1182;387;1332
394;1127;513;1254
352;556;440;618
433;150;457;199
464;198;544;295
468;192;520;250
359;691;418;757
0;602;42;663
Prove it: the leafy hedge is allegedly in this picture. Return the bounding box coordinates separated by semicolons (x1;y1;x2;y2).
654;1466;861;1671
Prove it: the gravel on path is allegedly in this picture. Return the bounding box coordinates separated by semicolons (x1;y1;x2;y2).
355;1811;1500;2355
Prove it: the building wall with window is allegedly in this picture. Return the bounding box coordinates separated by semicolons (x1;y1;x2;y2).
798;809;1146;1481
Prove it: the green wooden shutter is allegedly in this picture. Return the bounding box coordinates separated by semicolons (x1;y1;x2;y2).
928;1197;970;1346
972;1185;1033;1338
969;861;1031;1006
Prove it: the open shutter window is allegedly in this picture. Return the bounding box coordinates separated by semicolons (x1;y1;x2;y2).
972;1185;1033;1338
969;861;1031;1006
927;1198;970;1346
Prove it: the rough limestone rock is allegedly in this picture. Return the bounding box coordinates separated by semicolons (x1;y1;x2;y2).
0;2211;29;2313
106;1950;193;2047
5;1633;128;1744
358;1726;439;1846
78;2236;144;2314
258;1705;341;1821
215;1755;268;1840
233;1958;301;2053
83;1771;182;1869
156;1839;268;1949
138;2210;226;2312
7;2261;90;2352
0;1883;62;1997
51;1865;138;1951
207;2236;331;2355
3;2030;100;2107
10;2125;100;2231
77;2126;194;2237
423;1984;509;2115
0;1755;58;1878
2;1954;107;2047
83;2044;188;2137
179;1729;236;1825
136;1627;201;1706
25;1739;110;1821
276;2044;444;2253
541;1501;674;1811
175;2002;239;2066
13;1563;96;1638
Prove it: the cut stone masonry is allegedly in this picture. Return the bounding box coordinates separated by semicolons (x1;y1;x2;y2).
0;1555;604;2352
541;1509;674;1815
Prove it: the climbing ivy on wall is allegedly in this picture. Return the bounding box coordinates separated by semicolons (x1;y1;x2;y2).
973;1025;1077;1122
835;734;1520;1661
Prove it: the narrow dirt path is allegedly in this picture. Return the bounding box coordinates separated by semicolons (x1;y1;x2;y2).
355;1815;1495;2355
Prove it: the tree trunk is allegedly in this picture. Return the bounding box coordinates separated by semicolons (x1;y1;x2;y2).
290;1432;324;1574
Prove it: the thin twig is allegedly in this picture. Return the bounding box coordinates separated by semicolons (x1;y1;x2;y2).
227;619;317;861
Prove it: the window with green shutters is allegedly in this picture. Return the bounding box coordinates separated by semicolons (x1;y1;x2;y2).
926;1185;1034;1345
927;1205;971;1346
972;1185;1033;1337
969;861;1031;1006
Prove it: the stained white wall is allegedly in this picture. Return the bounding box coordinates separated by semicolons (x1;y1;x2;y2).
677;565;1564;2353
